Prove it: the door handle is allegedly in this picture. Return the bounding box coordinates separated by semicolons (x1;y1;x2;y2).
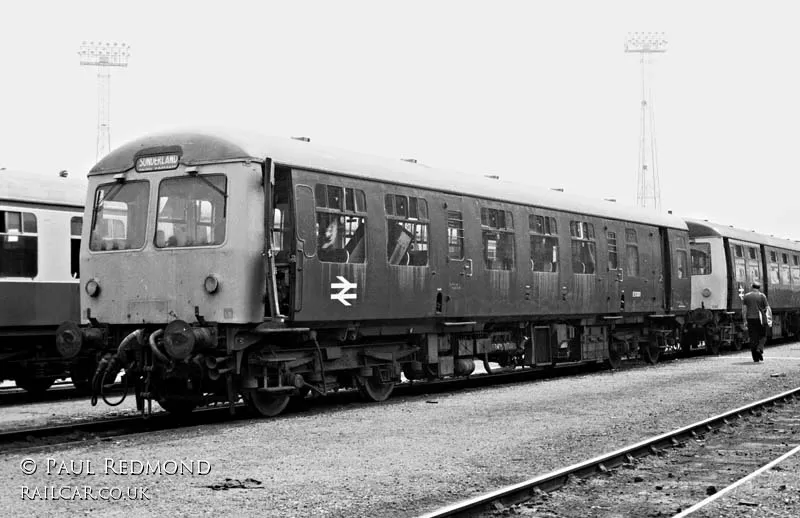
464;259;473;278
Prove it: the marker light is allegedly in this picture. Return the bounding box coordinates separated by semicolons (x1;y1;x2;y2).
701;288;712;298
204;274;220;294
85;278;101;297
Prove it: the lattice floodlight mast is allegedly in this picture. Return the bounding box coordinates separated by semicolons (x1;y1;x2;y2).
78;41;130;162
624;32;667;211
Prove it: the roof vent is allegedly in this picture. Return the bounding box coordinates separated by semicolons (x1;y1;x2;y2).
291;136;311;142
667;210;672;214
604;198;616;202
59;170;68;178
401;158;417;163
551;188;564;192
484;174;500;180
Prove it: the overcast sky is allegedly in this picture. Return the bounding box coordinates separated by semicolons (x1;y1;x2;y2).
2;1;798;240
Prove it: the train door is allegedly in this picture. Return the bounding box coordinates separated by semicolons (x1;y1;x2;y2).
620;226;644;312
269;165;297;317
604;225;623;313
440;197;471;316
728;240;747;311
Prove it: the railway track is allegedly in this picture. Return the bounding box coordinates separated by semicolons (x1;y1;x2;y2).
419;386;800;517
1;361;609;453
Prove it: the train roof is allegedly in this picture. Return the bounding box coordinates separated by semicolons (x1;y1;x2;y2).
686;219;800;252
0;169;86;208
91;128;688;230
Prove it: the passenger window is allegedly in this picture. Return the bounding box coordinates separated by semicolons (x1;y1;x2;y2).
0;210;38;278
625;228;639;277
607;231;618;270
529;214;558;272
674;237;688;279
748;247;757;260
385;194;429;266
782;253;789;264
482;208;515;270
770;251;778;263
70;216;82;279
794;255;799;266
570;220;596;274
734;245;743;258
447;211;464;260
315;184;366;263
690;243;712;275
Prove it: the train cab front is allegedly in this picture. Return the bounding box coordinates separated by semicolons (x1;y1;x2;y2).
64;141;274;415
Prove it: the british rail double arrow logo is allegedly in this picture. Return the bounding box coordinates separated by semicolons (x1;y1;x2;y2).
331;276;357;306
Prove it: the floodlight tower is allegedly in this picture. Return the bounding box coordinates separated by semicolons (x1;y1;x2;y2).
78;41;130;162
624;32;667;211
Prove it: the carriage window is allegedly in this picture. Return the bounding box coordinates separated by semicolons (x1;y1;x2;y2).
155;175;226;248
447;211;464;260
70;216;82;278
529;215;558;272
748;247;757;260
676;250;688;279
734;245;743;258
570;220;596;274
625;228;639;277
481;208;515;270
691;243;712;275
90;181;149;251
769;251;778;263
607;231;618;270
0;210;37;277
782;253;789;264
795;255;800;266
385;194;429;266
316;184;366;263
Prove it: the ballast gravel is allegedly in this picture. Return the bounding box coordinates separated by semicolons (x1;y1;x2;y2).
1;343;799;517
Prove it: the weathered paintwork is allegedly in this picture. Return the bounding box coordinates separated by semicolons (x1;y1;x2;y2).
80;162;265;325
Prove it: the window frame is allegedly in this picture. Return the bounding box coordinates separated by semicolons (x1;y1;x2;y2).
154;174;228;249
481;207;516;271
569;219;597;275
0;209;38;278
315;184;368;264
385;193;430;267
529;214;559;273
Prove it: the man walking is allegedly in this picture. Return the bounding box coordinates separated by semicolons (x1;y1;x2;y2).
742;281;772;362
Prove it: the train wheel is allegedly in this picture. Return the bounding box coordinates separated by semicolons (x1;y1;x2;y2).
244;390;291;417
157;398;197;416
14;372;56;395
606;341;623;370
641;339;661;365
357;376;394;402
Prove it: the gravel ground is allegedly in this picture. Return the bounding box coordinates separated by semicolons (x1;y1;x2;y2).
0;394;146;432
1;343;798;518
